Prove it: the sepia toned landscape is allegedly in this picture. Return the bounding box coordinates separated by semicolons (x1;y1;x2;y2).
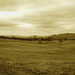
0;34;75;75
0;0;75;75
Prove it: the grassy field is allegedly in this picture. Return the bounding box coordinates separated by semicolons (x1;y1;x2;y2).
0;39;75;75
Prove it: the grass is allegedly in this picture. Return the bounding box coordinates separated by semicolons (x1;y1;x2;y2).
0;39;75;75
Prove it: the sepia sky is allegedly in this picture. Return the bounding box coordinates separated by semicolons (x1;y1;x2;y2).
0;0;75;36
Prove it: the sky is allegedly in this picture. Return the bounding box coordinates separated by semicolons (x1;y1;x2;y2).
0;0;75;36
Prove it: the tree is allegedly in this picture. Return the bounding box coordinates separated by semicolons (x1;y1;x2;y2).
38;38;42;44
59;38;63;43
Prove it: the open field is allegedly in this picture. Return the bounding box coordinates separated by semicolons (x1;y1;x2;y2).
0;39;75;75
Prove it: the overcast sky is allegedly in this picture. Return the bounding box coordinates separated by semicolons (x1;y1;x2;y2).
0;0;75;36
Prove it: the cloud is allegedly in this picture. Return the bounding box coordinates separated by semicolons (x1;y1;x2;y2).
18;3;75;28
0;0;75;35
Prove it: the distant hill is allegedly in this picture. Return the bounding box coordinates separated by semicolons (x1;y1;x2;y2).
0;33;75;40
50;33;75;39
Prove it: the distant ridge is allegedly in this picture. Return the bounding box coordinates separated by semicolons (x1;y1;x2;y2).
51;33;75;39
0;33;75;40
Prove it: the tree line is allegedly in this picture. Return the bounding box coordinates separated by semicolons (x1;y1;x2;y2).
0;35;72;42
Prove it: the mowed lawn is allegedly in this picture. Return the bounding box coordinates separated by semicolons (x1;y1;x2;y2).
0;39;75;75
